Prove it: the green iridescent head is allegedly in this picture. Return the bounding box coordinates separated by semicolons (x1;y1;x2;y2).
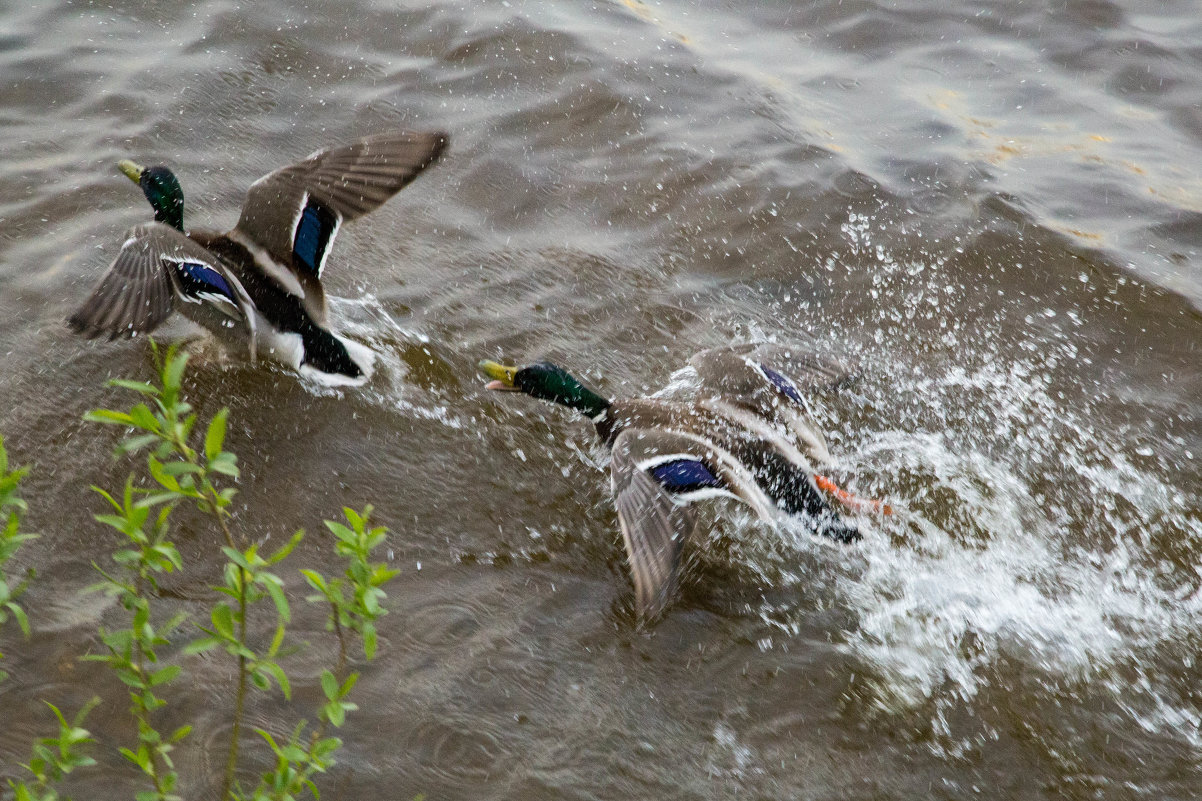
119;159;184;232
479;359;611;419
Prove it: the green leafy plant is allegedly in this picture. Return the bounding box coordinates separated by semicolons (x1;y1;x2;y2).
82;474;190;801
80;343;399;801
1;429;99;801
240;505;399;801
184;530;305;801
0;434;35;683
7;700;99;801
82;344;231;801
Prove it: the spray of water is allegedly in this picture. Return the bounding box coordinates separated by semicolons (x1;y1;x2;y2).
741;211;1202;753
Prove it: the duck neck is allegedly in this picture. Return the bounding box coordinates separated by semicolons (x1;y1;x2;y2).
155;200;184;232
551;382;611;420
535;372;611;420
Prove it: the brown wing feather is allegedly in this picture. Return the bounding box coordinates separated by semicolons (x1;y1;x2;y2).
689;344;854;399
67;222;204;340
689;344;852;466
611;428;702;621
233;130;448;269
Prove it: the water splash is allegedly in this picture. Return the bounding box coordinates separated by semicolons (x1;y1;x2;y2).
326;293;471;430
680;207;1202;758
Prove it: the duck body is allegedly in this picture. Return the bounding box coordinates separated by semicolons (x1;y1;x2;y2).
186;228;374;382
68;130;448;385
480;344;874;620
595;397;858;533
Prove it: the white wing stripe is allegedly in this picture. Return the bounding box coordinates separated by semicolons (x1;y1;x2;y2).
650;427;777;521
671;487;742;504
316;213;341;276
634;452;705;472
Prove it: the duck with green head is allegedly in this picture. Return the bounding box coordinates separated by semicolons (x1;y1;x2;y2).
68;130;448;386
479;344;889;620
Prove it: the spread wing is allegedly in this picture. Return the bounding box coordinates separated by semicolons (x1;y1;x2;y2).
233;130;448;281
689;344;854;466
67;222;211;340
611;428;746;621
690;344;853;400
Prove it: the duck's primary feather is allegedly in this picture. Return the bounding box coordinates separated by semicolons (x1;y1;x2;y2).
611;429;698;620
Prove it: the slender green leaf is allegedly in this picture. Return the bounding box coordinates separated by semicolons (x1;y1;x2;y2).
267;621;287;658
115;432;161;457
163;349;189;392
6;601;29;637
363;623;378;661
182;636;221;655
128;404;160;432
136;491;184;509
221;546;251;571
148;665;181;687
324;521;355;543
147;457;181;493
108;378;159;396
300;569;328;593
211;604;235;639
204;408;229;462
262;577;290;623
82;409;136;426
260;661;292;700
207;453;239;477
324;701;346;728
339;672;359;697
320;669;338;701
267;530;304;565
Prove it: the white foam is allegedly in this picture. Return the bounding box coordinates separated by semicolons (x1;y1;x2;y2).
726;302;1202;752
316;294;471;430
817;356;1196;750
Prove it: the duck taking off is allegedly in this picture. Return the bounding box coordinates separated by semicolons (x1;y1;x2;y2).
479;344;889;621
68;130;448;386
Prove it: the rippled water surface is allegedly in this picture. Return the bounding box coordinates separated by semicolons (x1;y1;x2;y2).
1;0;1201;798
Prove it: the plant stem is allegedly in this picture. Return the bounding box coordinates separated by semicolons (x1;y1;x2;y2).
132;576;168;800
209;490;238;551
220;564;250;801
201;468;246;801
309;603;349;751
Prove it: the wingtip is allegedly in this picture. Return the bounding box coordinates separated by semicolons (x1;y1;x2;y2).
634;584;676;625
425;130;450;164
65;312;98;340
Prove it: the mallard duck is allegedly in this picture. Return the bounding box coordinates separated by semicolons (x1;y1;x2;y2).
67;130;448;385
479;344;889;620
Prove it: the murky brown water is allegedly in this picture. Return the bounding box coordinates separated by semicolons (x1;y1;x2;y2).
1;0;1201;798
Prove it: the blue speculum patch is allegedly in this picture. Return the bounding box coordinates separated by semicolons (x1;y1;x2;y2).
293;201;338;275
176;261;234;301
649;458;724;493
759;364;804;404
